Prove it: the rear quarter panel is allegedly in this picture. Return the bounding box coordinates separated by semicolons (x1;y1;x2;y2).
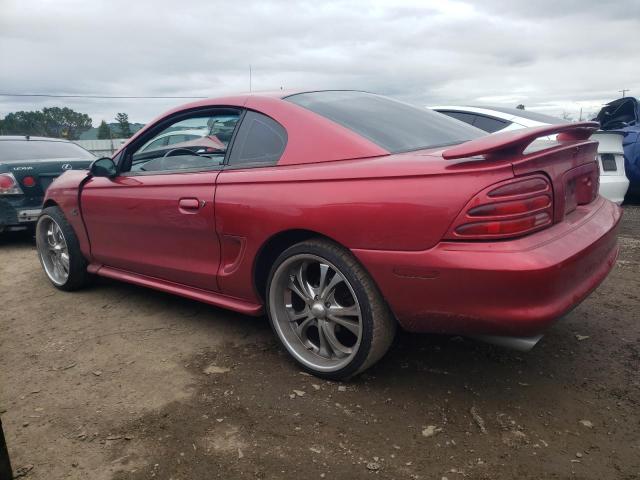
215;153;515;302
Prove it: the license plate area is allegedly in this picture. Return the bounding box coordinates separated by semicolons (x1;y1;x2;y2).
600;153;617;172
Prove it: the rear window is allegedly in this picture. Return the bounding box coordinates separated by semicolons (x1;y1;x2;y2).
0;140;95;161
482;106;569;124
440;111;477;126
472;115;510;133
285;91;485;153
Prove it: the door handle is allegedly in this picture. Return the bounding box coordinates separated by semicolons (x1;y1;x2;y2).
178;198;201;210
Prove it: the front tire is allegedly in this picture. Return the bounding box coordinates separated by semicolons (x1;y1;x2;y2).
35;206;90;291
266;239;396;380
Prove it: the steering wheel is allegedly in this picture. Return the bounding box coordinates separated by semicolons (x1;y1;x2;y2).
162;147;201;158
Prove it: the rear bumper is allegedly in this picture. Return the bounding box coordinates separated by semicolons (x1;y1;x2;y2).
353;197;621;337
0;196;42;228
599;175;629;205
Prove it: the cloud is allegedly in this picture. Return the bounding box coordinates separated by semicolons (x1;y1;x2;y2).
1;0;638;124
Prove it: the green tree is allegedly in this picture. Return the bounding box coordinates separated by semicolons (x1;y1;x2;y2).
1;110;48;136
0;108;92;139
41;107;93;139
115;112;132;138
97;120;112;139
516;104;525;110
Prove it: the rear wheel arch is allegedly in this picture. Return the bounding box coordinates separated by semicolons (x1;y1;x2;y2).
254;229;332;300
42;199;59;209
253;229;391;304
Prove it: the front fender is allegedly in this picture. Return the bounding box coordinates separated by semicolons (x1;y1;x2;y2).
44;170;93;260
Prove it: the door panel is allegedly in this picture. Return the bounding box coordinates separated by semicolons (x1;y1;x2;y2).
80;171;221;291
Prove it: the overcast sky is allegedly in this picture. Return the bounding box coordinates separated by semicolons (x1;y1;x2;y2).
1;0;639;126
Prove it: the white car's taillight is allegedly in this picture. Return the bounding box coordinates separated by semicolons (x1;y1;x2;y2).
0;173;24;195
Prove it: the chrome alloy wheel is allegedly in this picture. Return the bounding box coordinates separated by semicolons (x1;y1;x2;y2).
269;254;363;372
36;216;70;286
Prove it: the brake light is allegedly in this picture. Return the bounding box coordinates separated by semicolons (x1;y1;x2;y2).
445;175;553;240
0;173;24;195
22;176;36;187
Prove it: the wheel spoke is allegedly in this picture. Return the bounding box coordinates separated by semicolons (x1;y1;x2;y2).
287;307;310;322
317;321;332;357
60;252;70;272
288;279;311;304
317;263;330;296
328;304;359;317
46;224;56;247
320;271;344;299
51;255;62;278
296;261;315;299
327;314;360;335
321;321;351;356
296;315;315;339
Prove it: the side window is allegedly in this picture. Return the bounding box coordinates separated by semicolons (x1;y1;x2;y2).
473;115;510;133
228;111;287;167
126;109;241;174
440;111;477;127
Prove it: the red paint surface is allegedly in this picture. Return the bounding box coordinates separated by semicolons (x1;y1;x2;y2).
43;93;621;337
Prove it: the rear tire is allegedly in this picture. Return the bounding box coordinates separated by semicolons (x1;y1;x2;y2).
35;206;90;291
266;238;396;380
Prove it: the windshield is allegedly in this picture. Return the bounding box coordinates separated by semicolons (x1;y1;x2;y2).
0;140;95;161
286;91;485;153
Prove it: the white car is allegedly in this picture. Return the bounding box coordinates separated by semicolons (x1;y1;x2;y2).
138;128;210;153
431;106;630;204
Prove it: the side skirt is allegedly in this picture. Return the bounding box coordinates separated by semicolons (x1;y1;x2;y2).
89;264;264;316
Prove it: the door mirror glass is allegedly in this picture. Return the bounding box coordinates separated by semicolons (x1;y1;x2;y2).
90;157;117;178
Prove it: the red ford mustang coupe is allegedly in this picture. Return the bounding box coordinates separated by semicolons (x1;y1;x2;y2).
36;91;621;379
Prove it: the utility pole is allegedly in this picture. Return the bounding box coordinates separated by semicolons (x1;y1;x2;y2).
619;88;630;98
249;65;252;92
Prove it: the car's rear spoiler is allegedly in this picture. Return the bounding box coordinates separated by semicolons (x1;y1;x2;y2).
442;122;600;160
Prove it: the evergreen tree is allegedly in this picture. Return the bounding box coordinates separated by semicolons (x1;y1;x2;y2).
97;120;111;139
115;112;132;138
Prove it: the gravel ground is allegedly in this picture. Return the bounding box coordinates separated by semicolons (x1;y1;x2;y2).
1;204;639;480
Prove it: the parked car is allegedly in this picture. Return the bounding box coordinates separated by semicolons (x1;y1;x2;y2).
36;91;620;379
0;136;95;233
137;128;225;154
595;97;640;195
431;105;630;204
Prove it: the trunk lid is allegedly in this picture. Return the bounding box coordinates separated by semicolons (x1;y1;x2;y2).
443;122;601;224
6;158;92;197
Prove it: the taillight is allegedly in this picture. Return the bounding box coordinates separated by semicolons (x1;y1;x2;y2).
0;173;24;195
22;176;36;188
445;175;553;240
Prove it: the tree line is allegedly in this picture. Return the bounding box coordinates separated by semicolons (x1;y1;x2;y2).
0;107;134;140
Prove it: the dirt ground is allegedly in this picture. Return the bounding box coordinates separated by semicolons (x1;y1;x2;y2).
1;204;639;480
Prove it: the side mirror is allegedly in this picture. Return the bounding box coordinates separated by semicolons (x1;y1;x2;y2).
89;157;117;178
